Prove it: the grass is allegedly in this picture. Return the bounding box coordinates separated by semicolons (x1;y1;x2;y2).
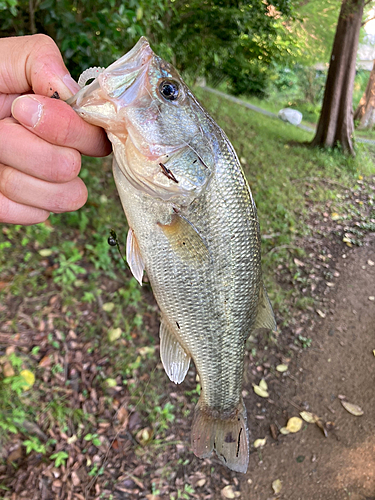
216;69;371;136
0;89;374;492
195;88;375;304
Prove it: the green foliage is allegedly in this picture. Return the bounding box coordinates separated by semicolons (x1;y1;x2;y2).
291;0;341;65
0;0;299;96
149;402;175;431
23;436;48;455
51;241;86;290
172;484;195;499
296;335;312;349
50;450;69;468
83;433;101;446
0;354;29;438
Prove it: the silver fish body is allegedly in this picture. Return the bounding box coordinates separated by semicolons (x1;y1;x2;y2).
69;37;276;473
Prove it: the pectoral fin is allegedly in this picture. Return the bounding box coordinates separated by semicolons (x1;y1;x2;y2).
158;214;210;265
160;320;190;384
253;283;277;331
126;228;145;286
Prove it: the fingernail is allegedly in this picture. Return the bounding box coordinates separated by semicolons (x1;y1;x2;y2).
62;74;80;96
11;96;43;128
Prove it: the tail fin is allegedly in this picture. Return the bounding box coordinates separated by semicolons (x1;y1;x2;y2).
191;398;249;473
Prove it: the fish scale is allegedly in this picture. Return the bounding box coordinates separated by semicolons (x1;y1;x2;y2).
69;36;276;473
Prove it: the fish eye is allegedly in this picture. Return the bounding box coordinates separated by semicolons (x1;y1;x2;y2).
159;80;180;101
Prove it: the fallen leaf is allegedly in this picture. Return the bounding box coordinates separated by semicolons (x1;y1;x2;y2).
136;427;153;445
3;362;15;378
108;327;122;342
105;378;117;388
38;248;53;257
38;355;52;368
276;364;288;373
221;485;240;499
253;385;269;398
67;435;77;444
279;427;290;435
342;236;352;247
7;446;22;464
331;213;340;220
254;438;266;448
6;346;15;356
341;401;364;416
315;418;328;437
270;423;278;440
71;471;80;487
294;258;305;267
117;406;129;430
196;479;206;487
102;302;115;312
286;417;303;433
300;411;317;424
20;369;35;389
272;479;282;494
259;379;268;391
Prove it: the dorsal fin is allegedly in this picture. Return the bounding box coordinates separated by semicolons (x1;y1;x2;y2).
160;320;191;384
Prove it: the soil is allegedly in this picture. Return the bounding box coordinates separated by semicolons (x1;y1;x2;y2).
1;179;375;500
241;234;375;500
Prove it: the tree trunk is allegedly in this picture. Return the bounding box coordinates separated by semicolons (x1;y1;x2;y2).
29;0;36;34
354;59;375;128
311;0;365;155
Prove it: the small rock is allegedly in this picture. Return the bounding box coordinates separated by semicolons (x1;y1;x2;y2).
278;108;302;125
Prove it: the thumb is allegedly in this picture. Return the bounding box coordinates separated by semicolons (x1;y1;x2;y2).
0;34;80;100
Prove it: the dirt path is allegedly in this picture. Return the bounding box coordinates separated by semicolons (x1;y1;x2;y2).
241;235;375;500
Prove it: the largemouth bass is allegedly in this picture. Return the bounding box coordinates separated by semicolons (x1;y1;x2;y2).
68;37;276;473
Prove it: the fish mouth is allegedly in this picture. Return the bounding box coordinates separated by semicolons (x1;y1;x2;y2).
67;37;154;127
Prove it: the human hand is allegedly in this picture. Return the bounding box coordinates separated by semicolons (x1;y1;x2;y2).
0;34;112;225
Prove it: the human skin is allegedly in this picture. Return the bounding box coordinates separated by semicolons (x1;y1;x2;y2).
0;34;112;225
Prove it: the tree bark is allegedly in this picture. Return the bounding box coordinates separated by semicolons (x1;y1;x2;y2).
354;59;375;128
29;0;36;34
311;0;365;155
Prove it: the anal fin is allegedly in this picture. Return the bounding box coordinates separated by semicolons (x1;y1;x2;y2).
253;282;277;331
160;320;190;384
126;228;145;286
191;398;249;473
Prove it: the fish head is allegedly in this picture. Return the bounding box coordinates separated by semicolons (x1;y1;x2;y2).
70;37;214;202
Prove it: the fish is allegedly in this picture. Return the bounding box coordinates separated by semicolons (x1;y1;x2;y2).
68;37;276;473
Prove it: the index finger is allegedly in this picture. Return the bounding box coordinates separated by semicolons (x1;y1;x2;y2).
0;34;80;100
11;95;111;157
